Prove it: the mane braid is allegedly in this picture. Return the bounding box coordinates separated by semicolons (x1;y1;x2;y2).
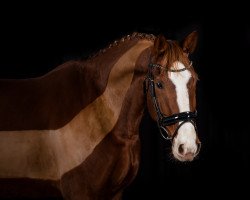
88;32;155;60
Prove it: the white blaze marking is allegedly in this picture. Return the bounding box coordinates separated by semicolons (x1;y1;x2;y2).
168;62;191;113
168;61;197;161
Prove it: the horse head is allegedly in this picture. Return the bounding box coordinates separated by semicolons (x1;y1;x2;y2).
145;31;201;161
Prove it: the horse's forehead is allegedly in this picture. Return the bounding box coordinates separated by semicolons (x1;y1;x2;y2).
168;61;192;85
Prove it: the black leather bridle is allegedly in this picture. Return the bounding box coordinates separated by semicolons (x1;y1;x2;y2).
144;62;198;141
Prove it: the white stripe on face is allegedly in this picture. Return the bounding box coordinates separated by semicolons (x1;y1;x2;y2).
168;61;191;113
168;61;198;161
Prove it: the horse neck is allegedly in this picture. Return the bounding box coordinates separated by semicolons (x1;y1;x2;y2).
112;48;151;136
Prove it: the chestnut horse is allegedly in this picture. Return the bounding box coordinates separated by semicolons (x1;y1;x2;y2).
0;31;200;199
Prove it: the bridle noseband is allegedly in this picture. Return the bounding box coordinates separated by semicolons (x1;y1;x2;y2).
144;62;198;141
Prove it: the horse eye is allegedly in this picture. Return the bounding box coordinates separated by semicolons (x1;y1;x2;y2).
156;82;163;89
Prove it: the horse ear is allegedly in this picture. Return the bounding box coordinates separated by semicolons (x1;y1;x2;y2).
153;34;168;58
182;31;198;54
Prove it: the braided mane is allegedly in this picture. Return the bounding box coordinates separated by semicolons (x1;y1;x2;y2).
88;32;155;60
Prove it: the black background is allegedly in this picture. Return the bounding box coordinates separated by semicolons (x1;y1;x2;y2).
0;3;249;199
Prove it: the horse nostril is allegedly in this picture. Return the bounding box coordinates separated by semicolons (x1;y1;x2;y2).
178;144;184;154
